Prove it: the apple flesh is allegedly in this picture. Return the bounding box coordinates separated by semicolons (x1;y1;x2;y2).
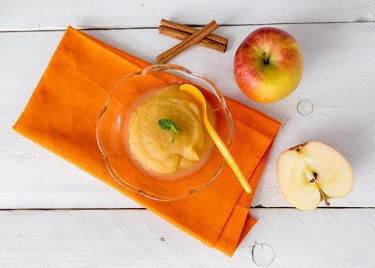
234;27;303;103
277;141;354;210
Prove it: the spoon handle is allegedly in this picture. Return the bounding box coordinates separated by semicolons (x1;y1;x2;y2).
205;122;252;194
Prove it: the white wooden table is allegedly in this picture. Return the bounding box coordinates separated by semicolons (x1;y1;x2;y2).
1;1;375;267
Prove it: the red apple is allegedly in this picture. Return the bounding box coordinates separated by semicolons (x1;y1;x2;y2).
234;27;303;103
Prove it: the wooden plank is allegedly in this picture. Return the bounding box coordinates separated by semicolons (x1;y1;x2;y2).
0;208;373;267
1;23;375;208
0;0;375;31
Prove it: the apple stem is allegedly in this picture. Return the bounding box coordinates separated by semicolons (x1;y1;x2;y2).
262;52;270;64
319;188;331;206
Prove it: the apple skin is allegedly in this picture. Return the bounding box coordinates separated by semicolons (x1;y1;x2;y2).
234;27;303;103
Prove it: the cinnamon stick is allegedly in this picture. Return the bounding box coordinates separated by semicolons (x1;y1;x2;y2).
156;20;219;64
159;25;226;52
160;19;228;46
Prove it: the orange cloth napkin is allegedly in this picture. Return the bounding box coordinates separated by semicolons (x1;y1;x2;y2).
13;27;280;256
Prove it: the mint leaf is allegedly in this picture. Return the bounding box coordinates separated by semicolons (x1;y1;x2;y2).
158;119;180;143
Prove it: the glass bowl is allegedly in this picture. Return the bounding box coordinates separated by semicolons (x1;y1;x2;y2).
96;64;233;201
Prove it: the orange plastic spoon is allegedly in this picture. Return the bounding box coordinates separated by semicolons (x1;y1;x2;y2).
180;84;252;194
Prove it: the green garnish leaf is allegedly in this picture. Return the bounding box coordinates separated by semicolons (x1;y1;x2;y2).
171;132;177;143
158;118;180;143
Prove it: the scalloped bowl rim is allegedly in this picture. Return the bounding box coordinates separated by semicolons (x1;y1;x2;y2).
96;63;234;201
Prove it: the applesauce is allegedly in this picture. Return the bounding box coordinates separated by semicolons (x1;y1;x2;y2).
127;84;215;175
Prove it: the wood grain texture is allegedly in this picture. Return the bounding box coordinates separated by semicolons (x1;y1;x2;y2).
1;23;375;208
0;208;373;267
1;1;375;266
0;0;374;31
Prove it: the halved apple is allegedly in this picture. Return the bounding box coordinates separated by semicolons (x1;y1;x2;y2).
277;141;354;210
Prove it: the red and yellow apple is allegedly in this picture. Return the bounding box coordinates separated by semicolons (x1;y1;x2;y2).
277;142;354;210
234;27;303;103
